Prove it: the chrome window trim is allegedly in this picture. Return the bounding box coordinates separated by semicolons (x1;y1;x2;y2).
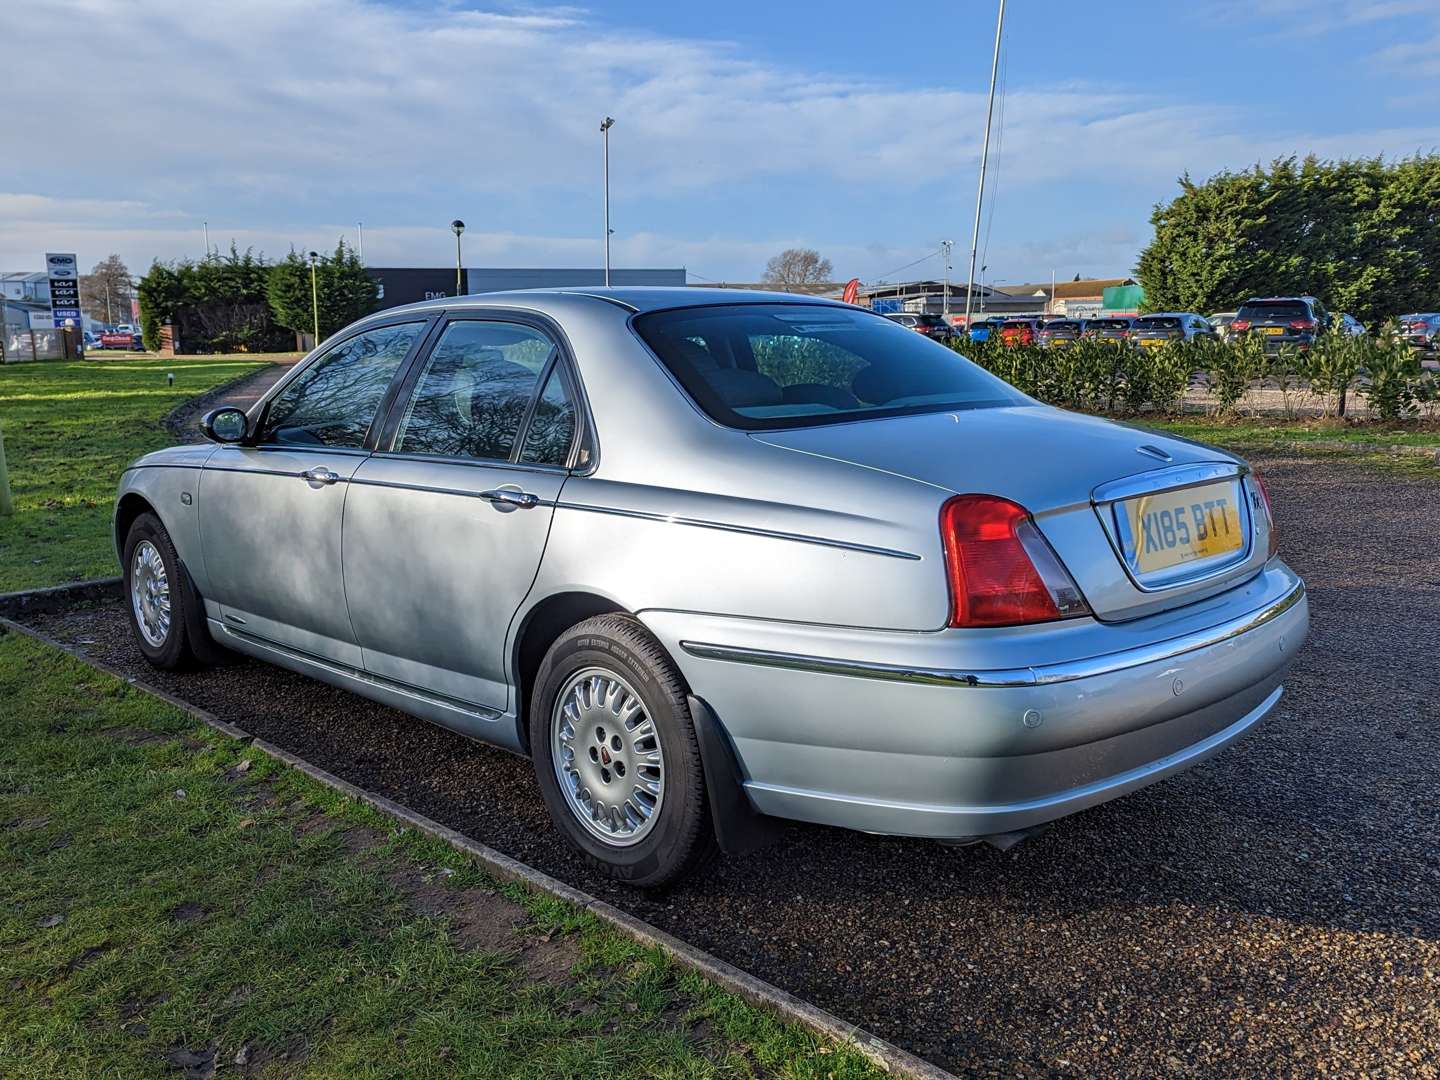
554;501;923;561
679;578;1305;689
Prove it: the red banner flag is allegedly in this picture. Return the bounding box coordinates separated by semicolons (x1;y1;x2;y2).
842;278;860;305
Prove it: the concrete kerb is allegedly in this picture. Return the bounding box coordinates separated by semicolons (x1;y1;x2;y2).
0;593;956;1080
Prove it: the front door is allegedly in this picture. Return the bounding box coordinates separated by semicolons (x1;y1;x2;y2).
342;318;583;716
199;321;428;665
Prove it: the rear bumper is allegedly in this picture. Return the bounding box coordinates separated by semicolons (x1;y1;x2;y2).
641;563;1308;840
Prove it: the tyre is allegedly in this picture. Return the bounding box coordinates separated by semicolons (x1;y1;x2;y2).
122;512;218;670
529;614;715;888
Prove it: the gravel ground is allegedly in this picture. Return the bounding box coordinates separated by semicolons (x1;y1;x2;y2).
20;451;1440;1077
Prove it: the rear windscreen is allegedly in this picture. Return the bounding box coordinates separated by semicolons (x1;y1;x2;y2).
1087;319;1129;330
1134;317;1180;330
1237;302;1308;320
1043;321;1081;333
633;303;1024;430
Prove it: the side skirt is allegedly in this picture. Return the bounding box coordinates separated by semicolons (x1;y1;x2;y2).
213;620;524;755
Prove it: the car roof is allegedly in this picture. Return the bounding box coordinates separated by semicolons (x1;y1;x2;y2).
371;286;850;320
1241;296;1318;304
1137;311;1201;318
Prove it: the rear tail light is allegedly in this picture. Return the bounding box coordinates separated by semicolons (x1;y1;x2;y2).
1253;473;1278;559
1232;318;1251;331
1288;318;1315;331
940;495;1090;627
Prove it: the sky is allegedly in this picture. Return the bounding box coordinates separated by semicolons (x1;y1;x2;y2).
1;0;1437;288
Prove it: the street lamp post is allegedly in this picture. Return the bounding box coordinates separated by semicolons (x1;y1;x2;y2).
307;250;321;347
600;116;614;286
451;220;465;297
941;239;953;320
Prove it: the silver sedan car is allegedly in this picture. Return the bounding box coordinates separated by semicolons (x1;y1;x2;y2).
115;288;1309;886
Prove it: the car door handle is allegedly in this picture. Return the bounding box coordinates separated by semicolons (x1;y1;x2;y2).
479;488;539;508
300;466;341;486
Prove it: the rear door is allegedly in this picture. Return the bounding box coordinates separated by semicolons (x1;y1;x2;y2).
199;320;428;664
341;316;585;712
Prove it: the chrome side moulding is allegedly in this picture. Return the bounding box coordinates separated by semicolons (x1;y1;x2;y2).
680;578;1306;689
555;501;922;561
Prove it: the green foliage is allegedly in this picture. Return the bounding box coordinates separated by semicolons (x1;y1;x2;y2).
1136;153;1440;325
1355;335;1423;422
959;332;1436;425
1298;331;1363;416
1144;342;1192;416
136;246;292;353
1205;334;1267;416
268;239;379;344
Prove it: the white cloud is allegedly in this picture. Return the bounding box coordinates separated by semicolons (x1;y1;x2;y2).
2;1;1438;280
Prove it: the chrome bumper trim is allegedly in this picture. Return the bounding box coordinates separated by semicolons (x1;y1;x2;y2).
680;578;1305;689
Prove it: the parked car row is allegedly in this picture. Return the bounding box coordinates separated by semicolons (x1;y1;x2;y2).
883;297;1436;364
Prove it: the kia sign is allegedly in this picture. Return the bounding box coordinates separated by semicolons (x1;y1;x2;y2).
46;252;81;328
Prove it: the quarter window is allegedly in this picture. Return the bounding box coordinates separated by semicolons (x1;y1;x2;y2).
519;366;578;466
394;321;555;462
261;322;423;447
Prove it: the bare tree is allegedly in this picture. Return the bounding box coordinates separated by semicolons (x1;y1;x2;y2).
761;248;833;291
80;254;134;325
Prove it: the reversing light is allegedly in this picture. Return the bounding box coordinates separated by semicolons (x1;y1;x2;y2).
940;495;1090;628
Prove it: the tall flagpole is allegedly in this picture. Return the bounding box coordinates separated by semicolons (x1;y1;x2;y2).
963;0;1005;331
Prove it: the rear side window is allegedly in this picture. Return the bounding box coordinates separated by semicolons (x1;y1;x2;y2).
635;303;1022;430
394;321;554;462
262;322;423;448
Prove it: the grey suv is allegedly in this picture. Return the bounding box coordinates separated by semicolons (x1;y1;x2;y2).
1232;297;1330;353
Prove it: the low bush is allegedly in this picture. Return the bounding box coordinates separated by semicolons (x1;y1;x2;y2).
954;329;1433;421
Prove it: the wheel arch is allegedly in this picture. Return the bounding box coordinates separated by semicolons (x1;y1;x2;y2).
115;491;159;561
510;590;628;754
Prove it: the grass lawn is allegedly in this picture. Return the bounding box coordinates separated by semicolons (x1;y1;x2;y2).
0;355;283;593
1141;415;1440;475
0;631;882;1079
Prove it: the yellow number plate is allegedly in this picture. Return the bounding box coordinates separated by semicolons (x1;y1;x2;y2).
1263;326;1285;335
1122;482;1243;575
1139;337;1165;347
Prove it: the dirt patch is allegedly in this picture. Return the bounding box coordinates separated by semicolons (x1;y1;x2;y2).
392;866;525;952
65;944;111;972
101;726;169;748
517;933;581;984
169;901;205;922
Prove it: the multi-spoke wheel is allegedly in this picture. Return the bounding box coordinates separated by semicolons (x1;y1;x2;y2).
122;511;219;670
552;667;665;846
130;539;172;649
531;614;715;887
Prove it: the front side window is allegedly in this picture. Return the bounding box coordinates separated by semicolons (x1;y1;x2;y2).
394;321;554;461
261;322;423;447
635;303;1023;430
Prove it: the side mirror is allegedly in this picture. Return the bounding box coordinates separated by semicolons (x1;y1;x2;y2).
202;407;249;444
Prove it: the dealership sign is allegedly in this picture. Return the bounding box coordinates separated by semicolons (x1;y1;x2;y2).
46;252;81;327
